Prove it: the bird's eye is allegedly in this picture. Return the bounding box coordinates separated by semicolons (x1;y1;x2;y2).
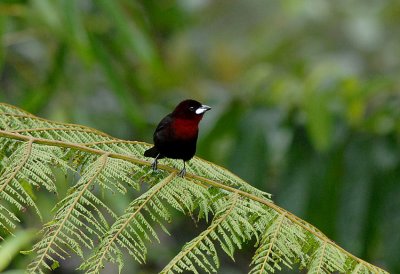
189;106;195;111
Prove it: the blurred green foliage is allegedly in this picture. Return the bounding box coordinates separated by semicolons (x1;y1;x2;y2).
1;0;399;273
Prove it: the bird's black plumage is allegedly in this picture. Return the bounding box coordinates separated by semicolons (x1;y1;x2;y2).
144;99;211;176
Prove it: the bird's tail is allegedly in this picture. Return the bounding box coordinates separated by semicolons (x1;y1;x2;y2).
144;146;160;158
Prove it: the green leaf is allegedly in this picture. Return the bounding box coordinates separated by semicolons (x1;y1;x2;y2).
0;230;36;272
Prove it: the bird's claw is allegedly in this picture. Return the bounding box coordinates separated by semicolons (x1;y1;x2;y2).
151;159;158;171
178;167;186;178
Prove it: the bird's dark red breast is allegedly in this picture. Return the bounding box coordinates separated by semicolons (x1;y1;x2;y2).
172;118;200;140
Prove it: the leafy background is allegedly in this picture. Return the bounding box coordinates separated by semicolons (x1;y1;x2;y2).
0;0;399;273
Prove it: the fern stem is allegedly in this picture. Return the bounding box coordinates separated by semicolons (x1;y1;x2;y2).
83;140;143;146
258;212;287;274
316;240;327;274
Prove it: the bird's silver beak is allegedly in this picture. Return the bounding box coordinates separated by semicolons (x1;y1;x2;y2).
195;105;211;114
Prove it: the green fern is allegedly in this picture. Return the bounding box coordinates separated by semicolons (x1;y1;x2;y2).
0;103;387;273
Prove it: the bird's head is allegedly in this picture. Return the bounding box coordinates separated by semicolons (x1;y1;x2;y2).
172;99;211;121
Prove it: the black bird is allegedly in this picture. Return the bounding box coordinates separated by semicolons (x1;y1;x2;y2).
144;99;211;177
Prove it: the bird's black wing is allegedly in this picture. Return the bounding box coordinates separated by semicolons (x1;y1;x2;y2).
154;114;173;137
144;114;172;159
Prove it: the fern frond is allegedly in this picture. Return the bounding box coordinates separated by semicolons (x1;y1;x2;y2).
80;172;177;273
0;103;35;116
308;240;346;274
27;154;110;273
0;139;69;236
250;211;307;273
162;192;261;274
0;103;388;274
81;173;215;273
0;103;115;144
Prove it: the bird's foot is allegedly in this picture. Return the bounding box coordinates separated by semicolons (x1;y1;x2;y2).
178;166;186;178
151;159;158;171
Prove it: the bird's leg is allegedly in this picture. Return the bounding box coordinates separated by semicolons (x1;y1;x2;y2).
151;153;160;171
178;161;186;177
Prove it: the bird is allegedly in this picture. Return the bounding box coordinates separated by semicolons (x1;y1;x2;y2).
144;99;211;177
